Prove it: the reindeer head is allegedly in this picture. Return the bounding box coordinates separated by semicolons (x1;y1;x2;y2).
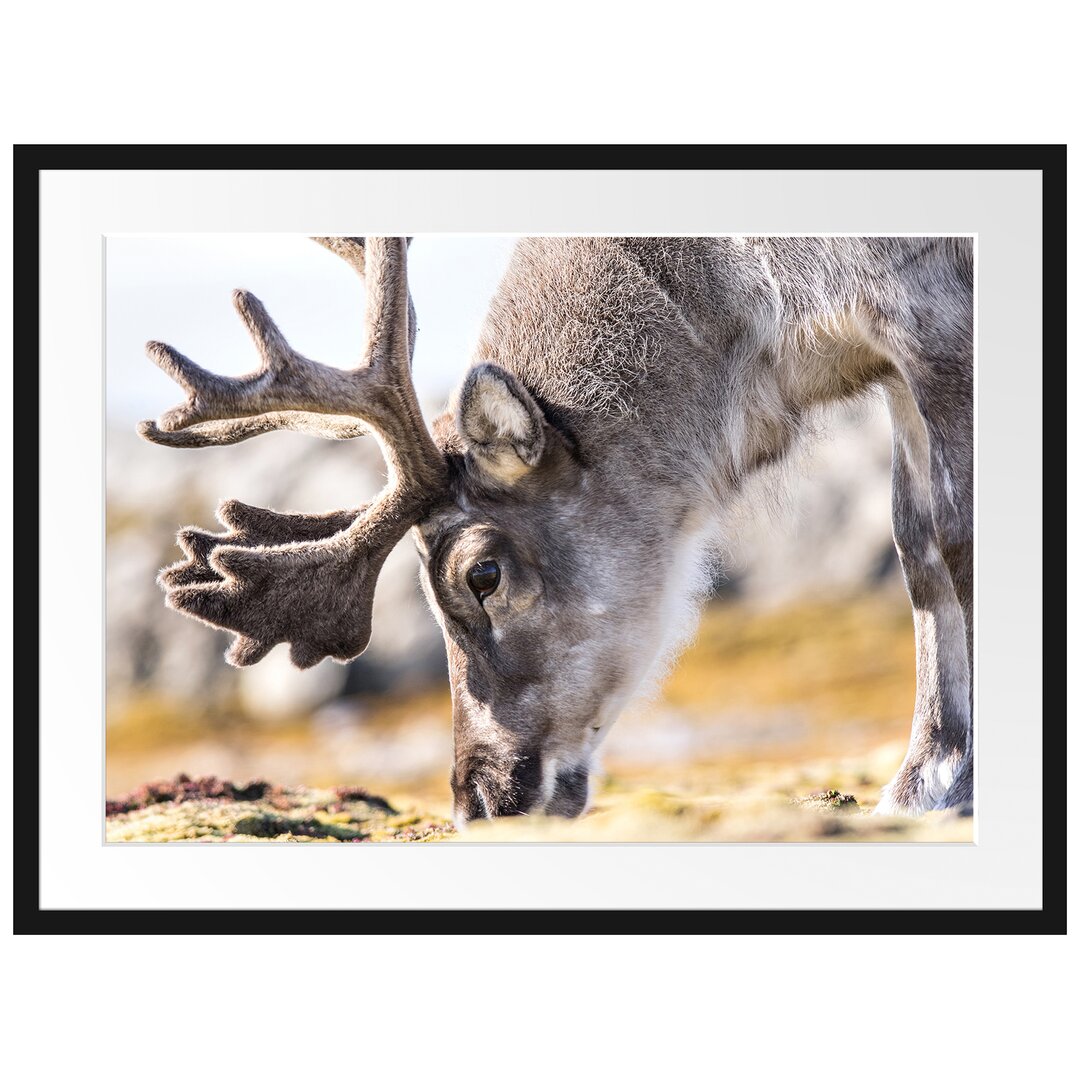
140;238;692;826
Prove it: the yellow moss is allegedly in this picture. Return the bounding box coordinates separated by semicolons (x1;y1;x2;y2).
106;787;454;843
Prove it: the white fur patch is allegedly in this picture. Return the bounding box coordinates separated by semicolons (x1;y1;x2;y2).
538;756;558;809
585;516;717;771
920;754;960;802
638;518;716;698
476;373;531;440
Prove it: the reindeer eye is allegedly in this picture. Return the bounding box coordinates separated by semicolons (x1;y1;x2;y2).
467;560;501;601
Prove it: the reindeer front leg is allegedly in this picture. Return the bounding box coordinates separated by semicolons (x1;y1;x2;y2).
875;381;971;815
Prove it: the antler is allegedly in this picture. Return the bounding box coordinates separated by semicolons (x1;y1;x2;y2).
139;237;449;669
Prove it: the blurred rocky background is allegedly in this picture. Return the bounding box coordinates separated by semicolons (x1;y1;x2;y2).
107;421;448;721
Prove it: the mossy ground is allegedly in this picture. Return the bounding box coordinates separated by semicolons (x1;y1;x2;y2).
105;779;453;842
106;746;972;843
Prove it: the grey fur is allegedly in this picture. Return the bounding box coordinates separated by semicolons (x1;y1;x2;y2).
139;235;973;824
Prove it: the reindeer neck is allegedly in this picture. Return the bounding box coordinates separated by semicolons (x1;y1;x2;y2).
476;235;890;514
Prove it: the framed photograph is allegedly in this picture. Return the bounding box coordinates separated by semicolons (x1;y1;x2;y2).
16;145;1064;932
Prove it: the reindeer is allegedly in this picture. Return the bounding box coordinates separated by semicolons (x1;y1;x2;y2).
138;235;973;824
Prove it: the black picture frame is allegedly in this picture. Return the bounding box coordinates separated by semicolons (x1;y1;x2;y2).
14;143;1066;934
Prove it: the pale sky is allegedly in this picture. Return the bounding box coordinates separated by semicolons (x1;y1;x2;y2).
106;235;519;423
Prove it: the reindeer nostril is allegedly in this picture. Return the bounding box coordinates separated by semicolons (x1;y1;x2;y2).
548;764;590;818
508;753;542;794
453;752;543;821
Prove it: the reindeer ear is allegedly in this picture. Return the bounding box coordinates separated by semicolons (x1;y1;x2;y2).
454;363;547;483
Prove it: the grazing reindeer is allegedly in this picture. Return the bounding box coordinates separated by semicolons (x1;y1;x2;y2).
139;235;973;823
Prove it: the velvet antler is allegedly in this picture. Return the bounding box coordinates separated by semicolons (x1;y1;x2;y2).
138;237;448;669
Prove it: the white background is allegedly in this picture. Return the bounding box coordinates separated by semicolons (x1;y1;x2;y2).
2;3;1075;1078
40;168;1040;913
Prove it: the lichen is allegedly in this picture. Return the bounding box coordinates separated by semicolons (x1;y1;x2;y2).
105;774;454;843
